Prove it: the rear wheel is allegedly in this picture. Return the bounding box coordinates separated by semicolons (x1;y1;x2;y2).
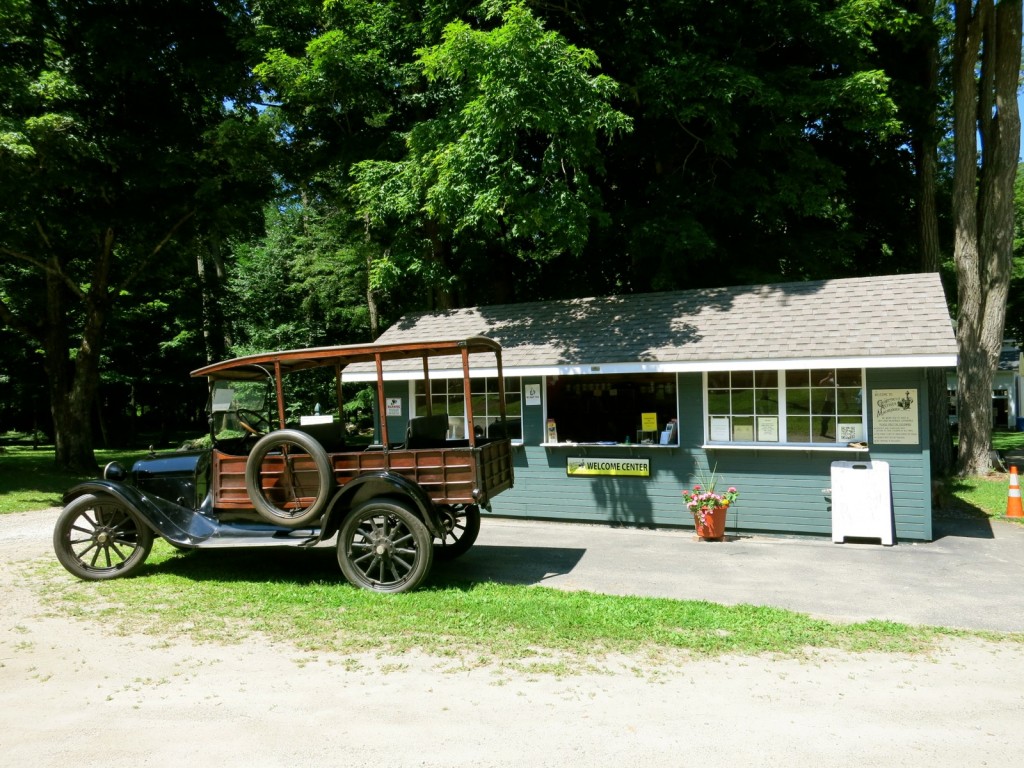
337;499;433;593
433;504;481;560
53;494;154;581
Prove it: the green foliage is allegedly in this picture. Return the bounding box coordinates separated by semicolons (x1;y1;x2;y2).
0;0;276;464
351;2;632;295
226;199;372;352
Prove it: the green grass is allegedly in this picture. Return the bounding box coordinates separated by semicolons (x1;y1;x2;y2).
31;541;1003;669
9;445;1021;669
0;445;162;514
942;474;1015;519
990;430;1024;452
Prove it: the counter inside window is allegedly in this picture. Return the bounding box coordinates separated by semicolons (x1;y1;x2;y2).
545;372;679;446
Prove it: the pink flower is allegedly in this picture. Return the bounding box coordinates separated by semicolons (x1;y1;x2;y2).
728;487;737;494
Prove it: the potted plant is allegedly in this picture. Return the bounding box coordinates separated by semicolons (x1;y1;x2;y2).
682;470;739;541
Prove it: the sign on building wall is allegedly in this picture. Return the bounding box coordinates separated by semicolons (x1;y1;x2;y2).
567;457;651;478
871;389;919;445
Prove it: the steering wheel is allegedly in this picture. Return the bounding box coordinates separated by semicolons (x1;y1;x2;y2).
236;409;271;436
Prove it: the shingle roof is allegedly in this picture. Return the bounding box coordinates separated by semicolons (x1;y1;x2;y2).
352;273;957;376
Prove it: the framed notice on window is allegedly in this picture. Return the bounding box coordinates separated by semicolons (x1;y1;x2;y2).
756;416;779;442
710;416;730;441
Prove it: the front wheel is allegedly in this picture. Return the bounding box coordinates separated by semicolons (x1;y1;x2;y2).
53;494;154;581
337;499;433;593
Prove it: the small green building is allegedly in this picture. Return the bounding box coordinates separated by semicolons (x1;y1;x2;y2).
346;273;957;541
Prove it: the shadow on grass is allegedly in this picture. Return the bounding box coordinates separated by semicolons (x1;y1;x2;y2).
137;541;586;591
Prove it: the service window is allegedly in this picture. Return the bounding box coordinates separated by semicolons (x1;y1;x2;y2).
413;377;522;439
706;368;864;445
545;373;678;444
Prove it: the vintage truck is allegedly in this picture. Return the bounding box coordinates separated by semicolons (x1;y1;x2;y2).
54;337;515;593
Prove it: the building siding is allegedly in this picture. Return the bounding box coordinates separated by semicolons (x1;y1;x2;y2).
485;369;933;542
380;369;934;542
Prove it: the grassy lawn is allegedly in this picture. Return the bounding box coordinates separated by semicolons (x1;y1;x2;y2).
0;445;161;514
7;442;1022;667
31;541;993;667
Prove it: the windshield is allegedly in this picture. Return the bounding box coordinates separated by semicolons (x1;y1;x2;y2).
208;379;272;442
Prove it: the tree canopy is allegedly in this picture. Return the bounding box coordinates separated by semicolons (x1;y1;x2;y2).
0;0;1020;478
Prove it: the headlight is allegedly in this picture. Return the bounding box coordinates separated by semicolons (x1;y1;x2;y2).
103;461;127;481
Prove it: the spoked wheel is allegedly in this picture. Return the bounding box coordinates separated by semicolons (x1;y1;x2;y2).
245;429;334;528
433;504;481;561
337;499;433;593
53;494;154;581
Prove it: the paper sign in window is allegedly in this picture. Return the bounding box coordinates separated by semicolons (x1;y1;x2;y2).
756;416;779;442
710;416;730;441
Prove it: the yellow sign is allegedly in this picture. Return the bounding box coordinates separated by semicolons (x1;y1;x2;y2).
641;412;658;431
567;457;650;478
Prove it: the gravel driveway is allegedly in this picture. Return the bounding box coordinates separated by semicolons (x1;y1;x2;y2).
2;509;1022;768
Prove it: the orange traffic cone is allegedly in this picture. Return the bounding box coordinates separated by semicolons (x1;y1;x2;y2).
1007;466;1024;518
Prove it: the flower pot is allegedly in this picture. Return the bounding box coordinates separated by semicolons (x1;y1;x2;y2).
694;504;728;541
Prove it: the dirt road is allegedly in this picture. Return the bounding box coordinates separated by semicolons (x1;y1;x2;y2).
2;509;1022;767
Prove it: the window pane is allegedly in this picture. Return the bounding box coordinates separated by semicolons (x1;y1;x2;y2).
708;372;729;388
813;417;836;442
755;389;779;415
786;388;811;415
708;390;730;414
732;371;754;388
755;370;778;388
731;388;754;414
836;369;862;387
485;393;500;416
505;394;522;417
786;370;809;387
732;416;754;441
836;387;862;415
812;369;836;387
812;388;836;415
787;416;811;443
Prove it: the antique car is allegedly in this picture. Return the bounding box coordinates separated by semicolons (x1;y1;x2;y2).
53;337;515;593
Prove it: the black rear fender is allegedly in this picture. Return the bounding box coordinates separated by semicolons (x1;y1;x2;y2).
322;473;442;540
64;480;216;546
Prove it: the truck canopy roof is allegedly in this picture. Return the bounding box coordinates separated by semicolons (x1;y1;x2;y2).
191;336;503;381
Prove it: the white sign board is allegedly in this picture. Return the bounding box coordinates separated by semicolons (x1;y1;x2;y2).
386;397;402;417
525;383;541;406
830;460;893;545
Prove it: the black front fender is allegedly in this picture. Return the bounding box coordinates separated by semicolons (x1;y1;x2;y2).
323;472;444;540
64;480;217;546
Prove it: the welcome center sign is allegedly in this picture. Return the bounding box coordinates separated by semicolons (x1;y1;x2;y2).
566;457;651;478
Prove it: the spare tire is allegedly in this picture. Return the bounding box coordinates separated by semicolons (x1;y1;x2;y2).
245;429;334;527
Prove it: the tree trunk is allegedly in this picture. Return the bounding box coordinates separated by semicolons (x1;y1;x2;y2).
44;270;104;473
951;0;1022;477
914;0;953;478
